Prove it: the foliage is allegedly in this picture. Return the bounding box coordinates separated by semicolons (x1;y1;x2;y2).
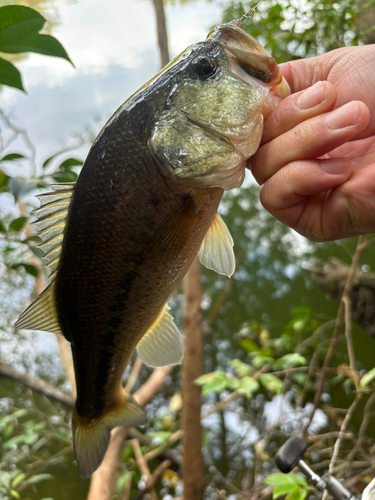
222;0;375;63
264;472;309;500
0;5;72;91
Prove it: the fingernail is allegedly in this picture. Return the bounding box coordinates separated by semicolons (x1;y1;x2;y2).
326;103;359;129
321;158;351;175
297;82;325;109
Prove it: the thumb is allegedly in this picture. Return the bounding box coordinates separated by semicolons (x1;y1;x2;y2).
279;54;333;93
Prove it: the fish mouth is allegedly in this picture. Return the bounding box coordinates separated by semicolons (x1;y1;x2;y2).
208;21;290;99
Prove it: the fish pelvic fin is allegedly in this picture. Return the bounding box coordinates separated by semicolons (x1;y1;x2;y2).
136;303;183;367
198;212;235;278
14;281;63;335
72;391;146;477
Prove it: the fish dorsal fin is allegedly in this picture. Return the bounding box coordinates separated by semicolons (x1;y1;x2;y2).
32;183;74;277
198;212;235;278
15;281;62;335
136;304;183;367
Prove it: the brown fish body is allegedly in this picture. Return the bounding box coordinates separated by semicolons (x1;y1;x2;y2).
55;106;223;417
16;21;290;476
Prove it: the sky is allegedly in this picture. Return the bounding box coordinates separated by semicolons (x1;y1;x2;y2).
1;0;222;165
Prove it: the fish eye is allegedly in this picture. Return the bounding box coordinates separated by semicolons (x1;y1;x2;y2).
190;57;219;80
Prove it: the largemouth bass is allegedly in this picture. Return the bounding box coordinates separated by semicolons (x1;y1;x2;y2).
16;20;290;477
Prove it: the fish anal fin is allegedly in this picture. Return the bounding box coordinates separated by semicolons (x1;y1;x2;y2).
72;392;146;477
137;304;183;367
198;212;235;277
14;282;65;337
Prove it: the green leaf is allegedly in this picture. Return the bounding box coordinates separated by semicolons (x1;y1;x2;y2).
1;34;72;64
273;484;298;499
23;473;53;485
147;431;172;443
226;377;240;390
264;473;302;487
286;489;308;500
0;171;10;192
9;490;20;499
260;374;283;394
1;153;26;161
360;367;375;388
239;376;259;397
229;359;252;377
9;216;28;232
58;157;83;170
52;170;78;182
200;371;227;395
239;339;260;353
0;6;45;46
11;473;25;488
0;57;24;91
116;472;132;492
11;262;39;277
279;354;307;369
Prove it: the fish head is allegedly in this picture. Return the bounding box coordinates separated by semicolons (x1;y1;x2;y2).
149;21;290;190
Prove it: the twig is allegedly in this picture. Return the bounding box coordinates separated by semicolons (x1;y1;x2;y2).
132;460;171;500
0;362;74;408
130;439;157;500
328;391;364;474
125;357;143;393
302;235;368;435
342;296;360;390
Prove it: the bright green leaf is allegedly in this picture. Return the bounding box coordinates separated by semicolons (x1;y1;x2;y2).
239;376;259;398
9;490;21;499
264;473;302;487
273;484;298;499
11;473;25;488
226;377;241;390
286;488;308;500
360;367;375;388
0;57;24;91
9;216;28;232
279;354;307;369
229;359;252;377
260;374;283;394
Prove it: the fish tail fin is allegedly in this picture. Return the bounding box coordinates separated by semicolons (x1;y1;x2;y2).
72;391;146;477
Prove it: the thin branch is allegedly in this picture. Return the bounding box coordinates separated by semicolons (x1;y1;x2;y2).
0;362;74;408
132;459;171;500
125;357;143;393
342;296;360;391
302;235;368;435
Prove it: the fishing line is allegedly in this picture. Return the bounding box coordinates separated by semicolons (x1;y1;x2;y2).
240;0;265;25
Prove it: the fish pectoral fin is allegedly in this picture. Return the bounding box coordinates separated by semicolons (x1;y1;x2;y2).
73;392;146;478
198;212;235;278
136;304;183;367
14;282;63;336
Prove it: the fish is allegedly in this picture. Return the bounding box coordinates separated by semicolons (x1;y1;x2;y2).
15;19;290;477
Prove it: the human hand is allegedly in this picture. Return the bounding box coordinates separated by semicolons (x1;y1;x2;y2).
250;46;375;241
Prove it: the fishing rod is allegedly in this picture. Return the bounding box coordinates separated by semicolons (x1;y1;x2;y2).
275;436;375;500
